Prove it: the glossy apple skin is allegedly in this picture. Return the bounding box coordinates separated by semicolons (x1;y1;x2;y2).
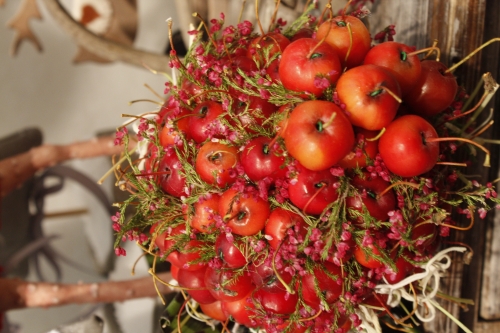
188;101;225;144
316;15;371;69
264;207;307;250
288;165;339;215
283;100;355;171
346;172;396;222
363;41;422;96
279;38;341;97
189;195;220;233
405;60;458;117
240;136;286;181
195;141;239;188
337;127;379;169
301;261;343;309
247;32;290;66
336;64;401;130
218;188;271;236
378;115;440;177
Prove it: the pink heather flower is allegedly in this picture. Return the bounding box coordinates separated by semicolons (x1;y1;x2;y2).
112;222;121;232
111;212;121;222
259;88;271;100
314;76;330;90
115;247;126;256
478;208;487;219
330;166;345;177
237;20;253;36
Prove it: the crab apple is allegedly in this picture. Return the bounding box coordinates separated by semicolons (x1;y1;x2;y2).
290;27;314;41
279;38;341;97
157;151;186;197
177;239;207;271
241;136;286;181
379;115;440;177
247;32;290;66
346;172;396;222
215;233;247;268
159;107;191;146
253;270;299;315
301;261;343;309
178;266;216;304
411;219;438;251
283;100;355;171
150;223;185;268
195;141;239;187
265;207;307;250
354;243;385;269
363;41;422;96
337;127;379;169
218;188;271;236
188;101;226;143
336;64;402;130
230;55;258;73
189;194;220;233
384;256;415;284
288;165;340;215
405;60;458;117
204;265;254;302
316;15;371;69
221;291;260;328
233;96;279;131
200;300;228;322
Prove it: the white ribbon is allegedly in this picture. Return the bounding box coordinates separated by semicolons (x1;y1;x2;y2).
373;246;467;323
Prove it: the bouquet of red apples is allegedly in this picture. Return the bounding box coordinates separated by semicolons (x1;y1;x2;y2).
112;2;500;332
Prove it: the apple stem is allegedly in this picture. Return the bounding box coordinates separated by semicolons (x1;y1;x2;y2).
193;12;218;51
209;150;238;167
128;99;164;106
302;0;312;14
442;91;487;124
302;182;326;215
370;86;402;103
435;161;468;167
188;89;233;105
255;0;265;35
423;39;440;61
344;22;353;66
460;73;499;134
98;146;137;185
318;1;333;26
307;33;329;59
268;0;281;31
135;170;171;178
144;83;166;102
468;120;494;140
366;128;386;142
407;46;441;62
446;38;500;74
237;0;247;24
342;0;353;18
426;136;491;167
167;19;188;72
441;211;475;231
272;240;296;295
376;181;420;200
320;111;338;130
298;309;323;322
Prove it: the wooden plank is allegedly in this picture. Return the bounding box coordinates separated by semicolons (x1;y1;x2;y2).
478;0;500;322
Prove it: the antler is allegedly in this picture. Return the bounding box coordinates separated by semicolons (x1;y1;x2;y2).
41;0;170;72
